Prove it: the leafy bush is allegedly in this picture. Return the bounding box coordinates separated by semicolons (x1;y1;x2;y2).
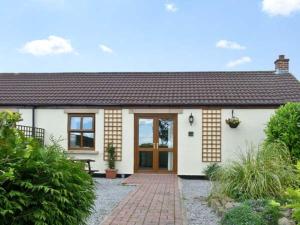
221;204;264;225
246;199;280;225
282;162;300;224
0;111;95;225
203;163;221;180
221;199;280;225
265;102;300;161
284;188;300;224
213;142;296;200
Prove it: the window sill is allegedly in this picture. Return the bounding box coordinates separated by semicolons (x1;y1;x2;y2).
65;150;99;155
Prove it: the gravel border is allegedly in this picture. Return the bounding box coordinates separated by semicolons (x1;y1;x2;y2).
180;178;220;225
86;178;136;225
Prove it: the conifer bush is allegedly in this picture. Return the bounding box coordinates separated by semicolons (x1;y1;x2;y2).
0;111;95;225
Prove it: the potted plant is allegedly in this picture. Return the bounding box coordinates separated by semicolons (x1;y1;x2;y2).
105;143;117;179
226;110;241;128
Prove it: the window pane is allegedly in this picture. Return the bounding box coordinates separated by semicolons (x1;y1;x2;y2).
82;133;94;148
70;117;81;130
139;151;153;169
83;117;93;130
138;119;153;148
70;132;81;148
159;152;173;171
159;119;174;148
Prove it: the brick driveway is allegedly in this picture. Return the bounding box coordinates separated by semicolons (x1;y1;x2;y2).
100;174;185;225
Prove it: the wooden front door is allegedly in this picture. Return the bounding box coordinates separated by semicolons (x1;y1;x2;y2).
134;114;177;173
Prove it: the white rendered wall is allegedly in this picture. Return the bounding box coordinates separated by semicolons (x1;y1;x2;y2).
18;109;33;126
33;109;107;173
15;108;134;174
12;107;275;175
34;109;68;147
178;109;203;175
177;108;275;175
221;109;275;163
117;109;134;174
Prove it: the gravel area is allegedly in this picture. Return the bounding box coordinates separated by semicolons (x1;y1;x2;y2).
180;178;220;225
86;178;136;225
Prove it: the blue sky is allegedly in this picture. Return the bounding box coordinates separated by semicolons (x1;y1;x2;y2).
0;0;300;79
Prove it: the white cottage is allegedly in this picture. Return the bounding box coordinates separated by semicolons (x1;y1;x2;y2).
0;55;299;176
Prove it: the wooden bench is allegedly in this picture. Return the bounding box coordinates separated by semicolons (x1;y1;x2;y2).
71;159;99;174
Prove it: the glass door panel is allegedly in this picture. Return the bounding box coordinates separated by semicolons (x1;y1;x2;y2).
159;151;173;171
138;118;154;148
137;118;154;171
139;151;153;169
158;119;174;148
158;117;175;172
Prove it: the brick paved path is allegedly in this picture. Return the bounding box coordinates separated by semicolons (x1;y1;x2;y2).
101;174;185;225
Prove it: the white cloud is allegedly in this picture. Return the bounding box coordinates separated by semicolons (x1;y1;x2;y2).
262;0;300;16
165;3;178;12
226;56;252;68
20;35;75;56
216;40;246;50
99;44;113;54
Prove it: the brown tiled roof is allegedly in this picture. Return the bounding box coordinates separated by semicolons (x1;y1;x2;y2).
0;71;299;107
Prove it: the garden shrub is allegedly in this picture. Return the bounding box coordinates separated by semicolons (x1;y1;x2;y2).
265;102;300;161
245;199;281;225
221;204;264;225
213;142;296;200
203;163;221;180
221;200;280;225
281;162;300;224
284;188;300;224
0;111;95;225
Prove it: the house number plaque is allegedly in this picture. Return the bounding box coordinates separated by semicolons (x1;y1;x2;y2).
188;131;194;137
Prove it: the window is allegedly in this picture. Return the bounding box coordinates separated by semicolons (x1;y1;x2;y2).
68;114;95;150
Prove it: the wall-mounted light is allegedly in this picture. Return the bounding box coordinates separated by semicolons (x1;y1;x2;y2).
189;113;194;126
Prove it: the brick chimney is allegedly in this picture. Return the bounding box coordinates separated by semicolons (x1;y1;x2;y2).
274;55;289;74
